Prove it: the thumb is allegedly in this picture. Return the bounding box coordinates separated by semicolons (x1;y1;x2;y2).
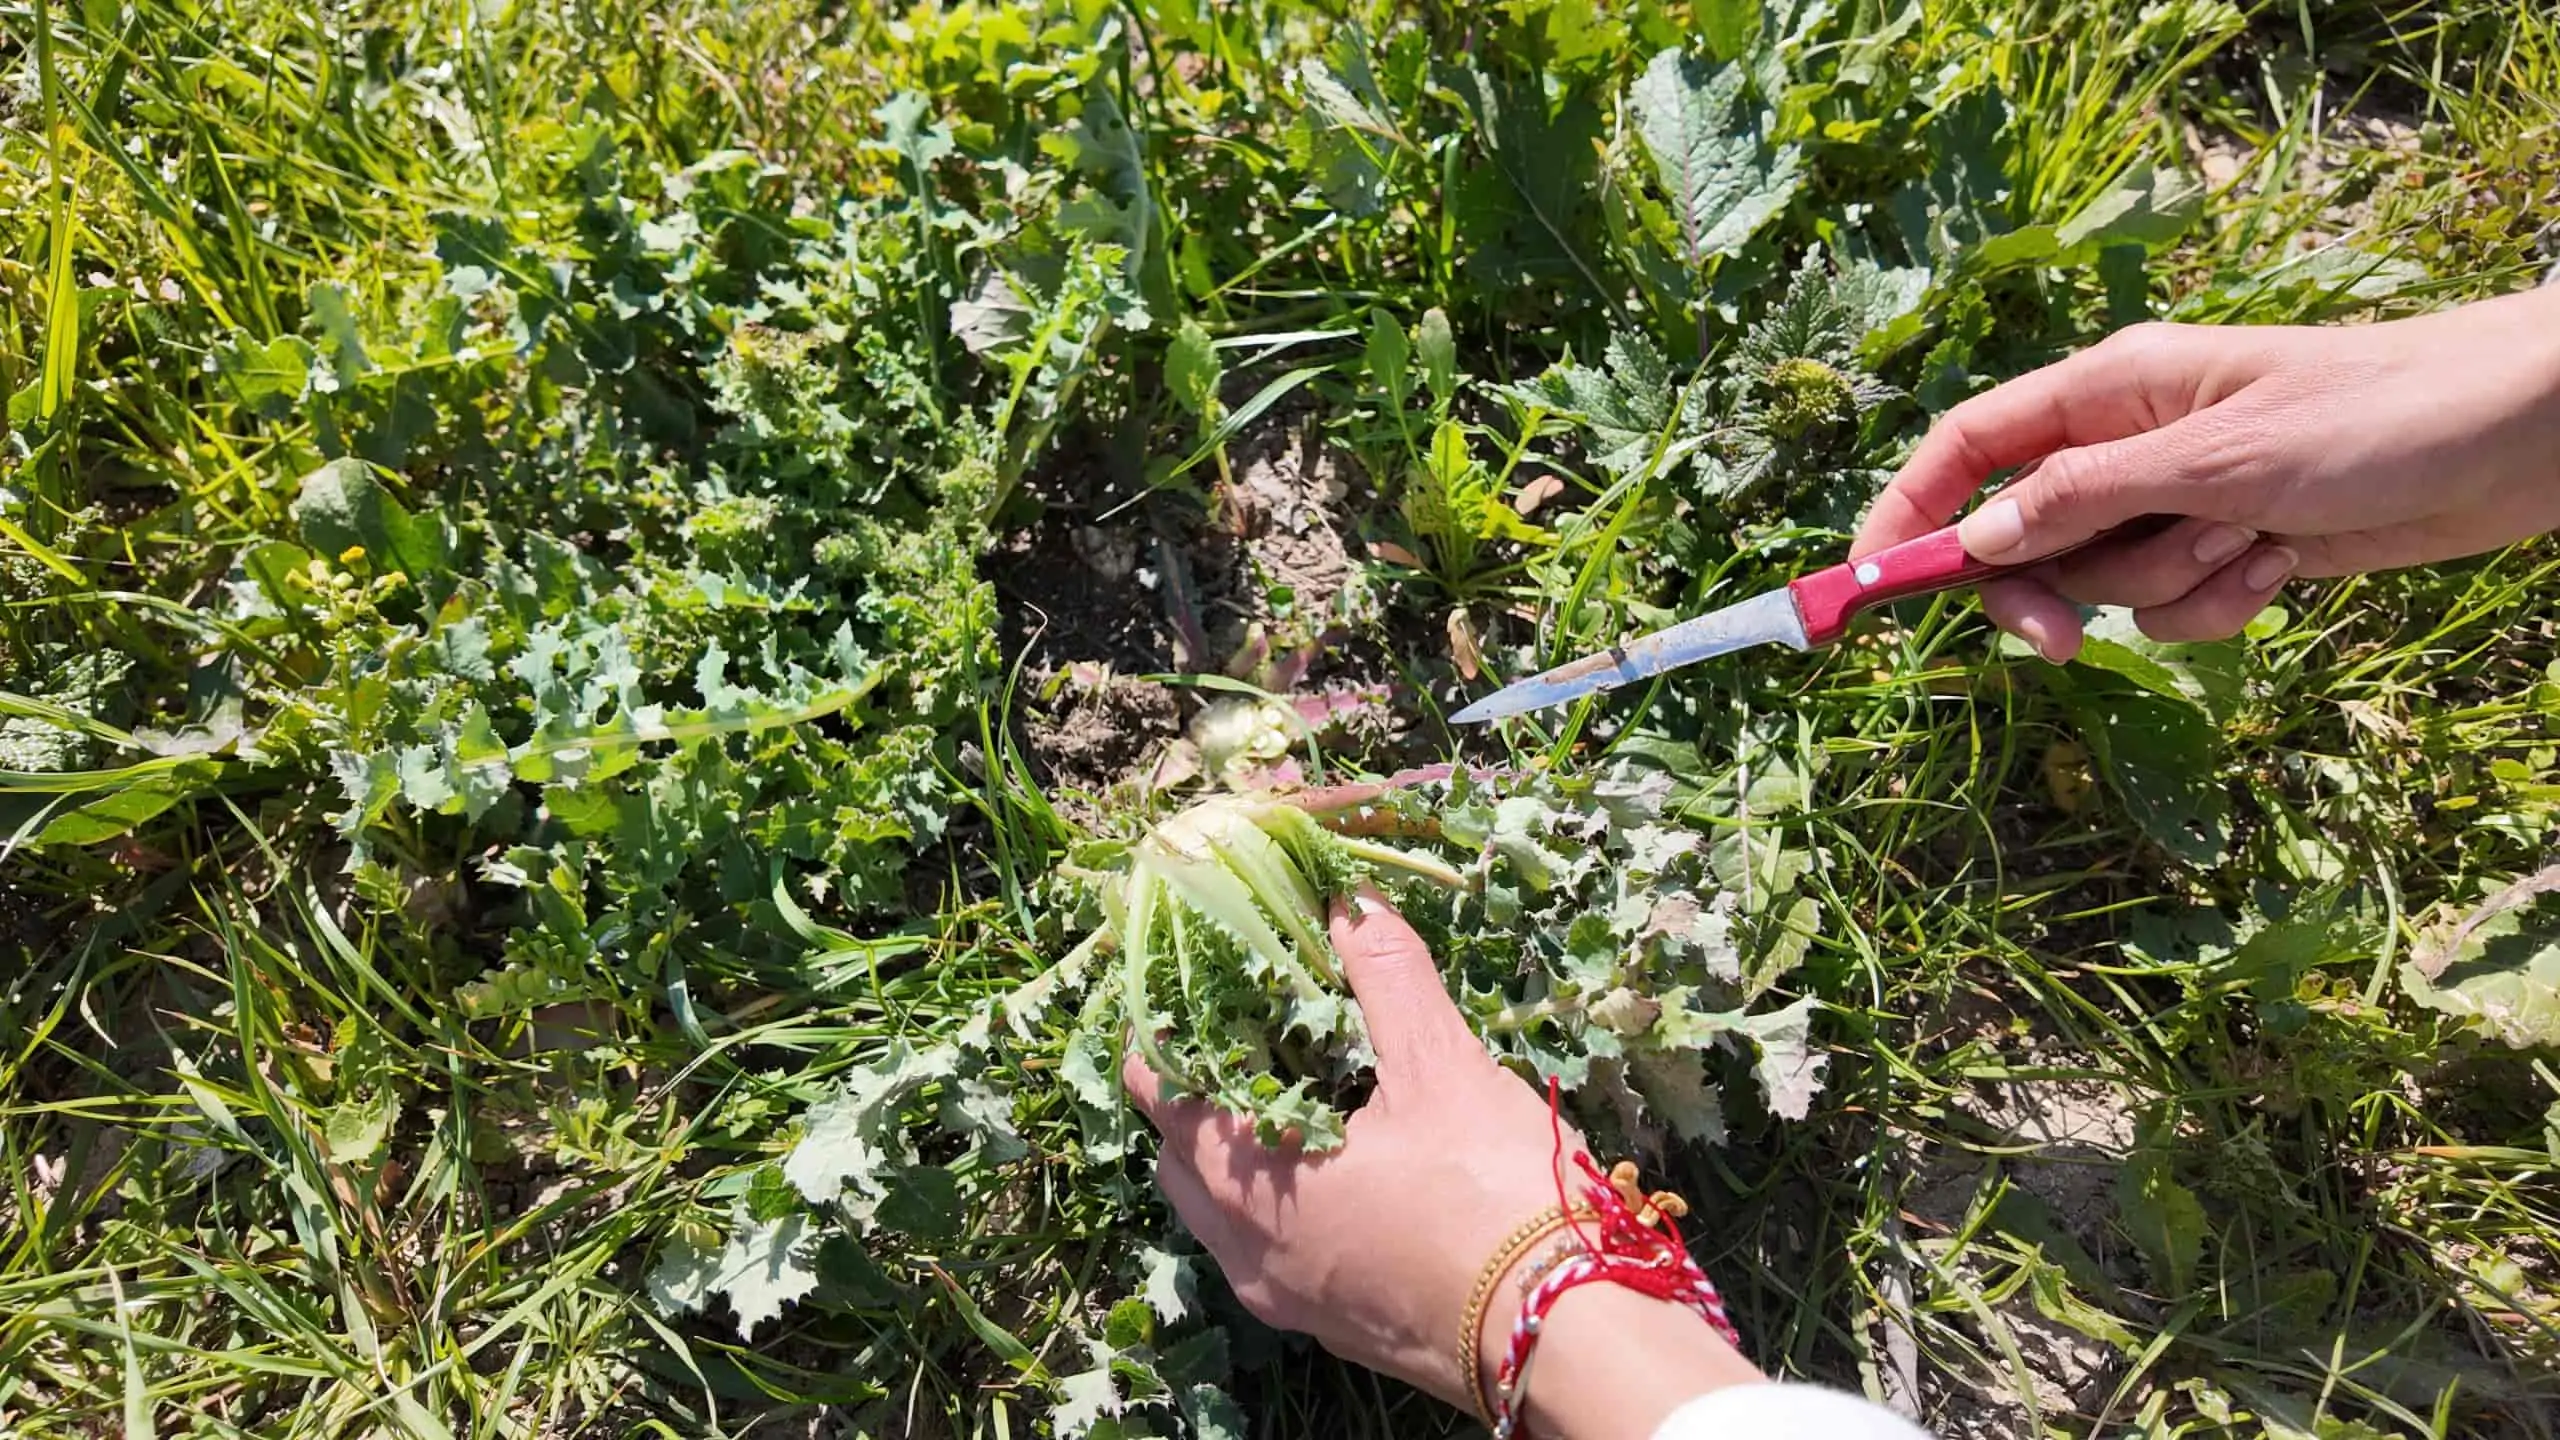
1955;418;2231;566
1328;885;1480;1092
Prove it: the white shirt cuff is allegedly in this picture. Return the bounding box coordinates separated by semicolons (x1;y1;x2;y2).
1650;1383;1933;1439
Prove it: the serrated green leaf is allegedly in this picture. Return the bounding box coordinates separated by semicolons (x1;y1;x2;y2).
782;1039;962;1203
1523;327;1713;480
1104;1296;1154;1351
647;1208;822;1337
1053;1347;1125;1439
1627;48;1804;271
1138;1245;1195;1324
1181;1384;1249;1440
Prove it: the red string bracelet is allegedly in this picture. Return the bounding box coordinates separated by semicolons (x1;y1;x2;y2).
1486;1077;1743;1439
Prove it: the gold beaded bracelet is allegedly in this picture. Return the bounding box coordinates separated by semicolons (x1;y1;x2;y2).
1456;1204;1595;1429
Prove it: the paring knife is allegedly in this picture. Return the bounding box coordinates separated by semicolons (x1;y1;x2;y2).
1449;520;2042;724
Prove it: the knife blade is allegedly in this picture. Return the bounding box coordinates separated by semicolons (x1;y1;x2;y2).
1449;521;2000;725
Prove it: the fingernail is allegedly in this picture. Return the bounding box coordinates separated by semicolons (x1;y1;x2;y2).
1958;498;2027;561
1349;888;1390;917
2016;613;2056;661
2192;524;2256;567
2243;546;2298;591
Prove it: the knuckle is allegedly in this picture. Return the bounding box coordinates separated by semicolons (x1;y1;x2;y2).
2160;410;2276;505
2024;447;2105;517
2098;320;2185;365
1934;402;2005;478
1237;1283;1296;1332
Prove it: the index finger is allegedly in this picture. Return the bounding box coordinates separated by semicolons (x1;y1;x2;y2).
1124;1047;1262;1175
1329;886;1483;1093
1852;324;2240;557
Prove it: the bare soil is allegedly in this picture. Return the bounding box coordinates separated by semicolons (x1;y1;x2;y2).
995;402;1375;799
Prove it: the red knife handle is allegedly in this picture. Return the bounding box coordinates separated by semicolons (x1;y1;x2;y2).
1788;525;1993;646
1786;514;2179;645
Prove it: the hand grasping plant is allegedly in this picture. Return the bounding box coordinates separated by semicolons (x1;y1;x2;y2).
1123;888;1933;1438
1122;888;1771;1435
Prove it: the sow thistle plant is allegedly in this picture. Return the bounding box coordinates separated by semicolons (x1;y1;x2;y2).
1084;790;1468;1149
1052;764;1829;1152
678;763;1833;1356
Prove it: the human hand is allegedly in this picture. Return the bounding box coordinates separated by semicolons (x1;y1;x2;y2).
1853;286;2560;659
1121;887;1762;1433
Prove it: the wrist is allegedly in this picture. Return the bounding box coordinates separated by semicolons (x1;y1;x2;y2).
1509;1282;1764;1439
1461;1207;1592;1417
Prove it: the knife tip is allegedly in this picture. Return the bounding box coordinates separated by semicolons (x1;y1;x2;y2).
1448;698;1500;725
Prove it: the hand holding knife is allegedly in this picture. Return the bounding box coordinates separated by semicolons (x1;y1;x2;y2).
1449;518;2144;725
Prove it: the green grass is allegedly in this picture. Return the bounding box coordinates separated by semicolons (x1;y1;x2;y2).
5;0;2559;1436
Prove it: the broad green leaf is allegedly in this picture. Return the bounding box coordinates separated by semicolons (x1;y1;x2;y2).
305;282;372;386
1965;223;2059;273
291;458;446;581
1443;65;1608;303
1627;49;1804;270
1694;0;1761;61
1165;319;1220;418
2402;868;2560;1048
1750;894;1820;997
322;1090;397;1163
950;271;1031;357
1364;307;1410;404
1647;993;1827;1120
1630;1050;1727;1142
1737;994;1826;1120
874;90;955;195
1290;30;1404;216
1503;0;1626;74
2068;688;2230;865
1057;82;1154;287
876;1165;965;1239
211;333;314;420
2114;1149;2206;1293
2057;166;2205;258
2074;608;2250;721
